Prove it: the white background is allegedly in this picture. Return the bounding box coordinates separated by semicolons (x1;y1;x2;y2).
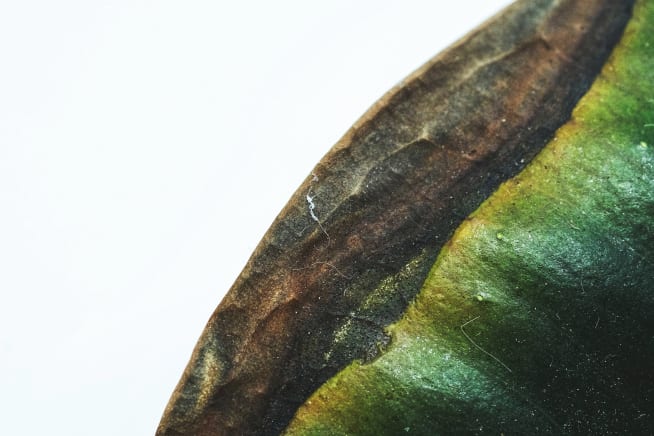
0;1;512;434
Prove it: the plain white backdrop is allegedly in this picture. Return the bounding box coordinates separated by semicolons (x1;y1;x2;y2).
0;1;512;434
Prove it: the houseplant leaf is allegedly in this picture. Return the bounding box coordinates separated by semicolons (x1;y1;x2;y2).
157;1;650;434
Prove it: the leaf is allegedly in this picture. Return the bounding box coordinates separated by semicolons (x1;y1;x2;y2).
157;1;646;435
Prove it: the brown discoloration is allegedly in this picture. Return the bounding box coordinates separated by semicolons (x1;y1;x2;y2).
157;1;634;435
